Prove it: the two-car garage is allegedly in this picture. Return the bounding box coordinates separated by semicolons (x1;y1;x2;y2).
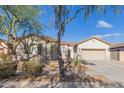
81;49;106;60
77;37;111;61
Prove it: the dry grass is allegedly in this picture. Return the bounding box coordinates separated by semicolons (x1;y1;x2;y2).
88;75;112;84
66;62;95;72
83;65;95;72
1;60;114;88
48;61;58;71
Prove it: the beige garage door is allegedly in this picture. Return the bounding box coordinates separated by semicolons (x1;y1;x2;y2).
82;49;106;60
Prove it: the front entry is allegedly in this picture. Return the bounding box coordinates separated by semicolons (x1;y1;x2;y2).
67;49;71;58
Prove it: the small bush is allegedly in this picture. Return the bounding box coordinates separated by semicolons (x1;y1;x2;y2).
49;62;58;71
0;54;17;80
73;59;81;66
22;60;44;76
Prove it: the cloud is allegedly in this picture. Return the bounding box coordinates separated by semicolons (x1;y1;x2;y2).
96;20;113;28
92;33;123;38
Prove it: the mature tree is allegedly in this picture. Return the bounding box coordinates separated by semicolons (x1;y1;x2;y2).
53;5;97;78
53;6;69;78
53;5;123;78
0;5;42;61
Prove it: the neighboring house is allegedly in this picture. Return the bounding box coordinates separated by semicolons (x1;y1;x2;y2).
110;43;124;61
76;37;111;60
0;39;8;54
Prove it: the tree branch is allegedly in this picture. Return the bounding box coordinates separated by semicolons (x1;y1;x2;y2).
0;6;12;24
63;7;83;27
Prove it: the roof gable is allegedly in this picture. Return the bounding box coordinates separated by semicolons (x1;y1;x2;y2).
77;37;111;45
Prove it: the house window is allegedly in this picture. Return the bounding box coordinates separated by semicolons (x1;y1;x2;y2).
30;43;37;54
37;43;43;55
67;49;71;58
24;43;29;54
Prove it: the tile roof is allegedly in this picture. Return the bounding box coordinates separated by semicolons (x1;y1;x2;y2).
60;41;77;47
16;33;77;47
16;33;56;42
0;34;112;48
110;43;124;48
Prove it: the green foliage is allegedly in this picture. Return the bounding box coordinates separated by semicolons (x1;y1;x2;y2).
73;59;81;66
49;43;55;53
53;5;70;36
22;60;44;77
8;6;40;20
0;54;17;80
0;6;43;56
0;53;13;61
7;5;43;33
0;16;3;30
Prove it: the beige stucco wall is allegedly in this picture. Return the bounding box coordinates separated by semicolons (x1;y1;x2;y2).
16;36;49;60
16;36;74;60
77;38;110;60
110;47;124;61
110;51;119;61
119;51;124;61
0;42;8;54
61;45;74;59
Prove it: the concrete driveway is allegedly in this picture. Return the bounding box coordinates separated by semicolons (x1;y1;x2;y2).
85;60;124;86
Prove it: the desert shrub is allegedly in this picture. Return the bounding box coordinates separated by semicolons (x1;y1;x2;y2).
0;54;17;80
22;60;44;76
0;53;12;61
73;59;81;66
49;62;58;71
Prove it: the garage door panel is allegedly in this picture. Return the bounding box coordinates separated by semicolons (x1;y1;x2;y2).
82;49;105;60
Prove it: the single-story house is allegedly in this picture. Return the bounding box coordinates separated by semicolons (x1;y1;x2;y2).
1;34;124;62
76;37;111;60
15;33;75;60
110;43;124;61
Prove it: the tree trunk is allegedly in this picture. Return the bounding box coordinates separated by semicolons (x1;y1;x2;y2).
56;5;65;79
7;43;18;62
57;31;65;79
11;48;18;62
27;52;30;61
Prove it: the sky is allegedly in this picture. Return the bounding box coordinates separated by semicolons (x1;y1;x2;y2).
40;6;124;43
